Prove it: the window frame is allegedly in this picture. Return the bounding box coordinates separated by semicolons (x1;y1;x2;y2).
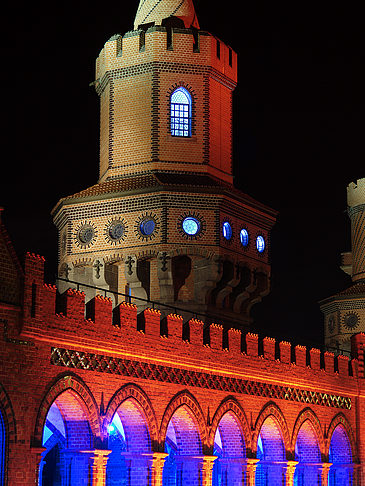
170;86;192;138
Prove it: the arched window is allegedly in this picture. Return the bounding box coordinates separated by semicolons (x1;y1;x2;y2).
0;410;5;486
170;87;192;137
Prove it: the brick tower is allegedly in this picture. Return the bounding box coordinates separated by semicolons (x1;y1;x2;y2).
320;178;365;352
52;0;277;330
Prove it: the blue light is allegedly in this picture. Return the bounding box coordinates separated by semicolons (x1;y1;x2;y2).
140;218;155;236
182;217;200;235
222;222;232;240
170;87;192;137
256;235;265;253
240;228;249;247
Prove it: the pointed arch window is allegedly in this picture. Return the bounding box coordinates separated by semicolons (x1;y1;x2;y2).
170;87;192;137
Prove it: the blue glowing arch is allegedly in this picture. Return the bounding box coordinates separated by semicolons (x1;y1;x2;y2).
170;87;192;137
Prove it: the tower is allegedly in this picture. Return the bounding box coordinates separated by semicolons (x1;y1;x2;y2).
52;0;277;330
320;178;365;352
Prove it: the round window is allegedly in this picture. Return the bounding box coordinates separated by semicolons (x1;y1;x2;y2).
256;235;265;253
109;222;125;241
140;218;156;236
78;225;94;245
182;216;200;236
222;222;232;240
343;312;359;330
240;228;249;247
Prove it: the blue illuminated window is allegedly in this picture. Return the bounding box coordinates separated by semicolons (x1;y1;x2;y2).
240;229;249;247
140;218;155;236
222;222;232;240
256;235;265;253
182;217;200;236
170;87;192;137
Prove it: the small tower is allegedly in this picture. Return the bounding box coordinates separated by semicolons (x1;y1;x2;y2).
52;0;277;330
320;178;365;353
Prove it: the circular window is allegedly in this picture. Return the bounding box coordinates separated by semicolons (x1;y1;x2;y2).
140;218;156;236
240;228;249;247
222;222;232;240
78;225;94;245
182;216;200;236
109;222;125;241
256;235;265;253
343;312;359;330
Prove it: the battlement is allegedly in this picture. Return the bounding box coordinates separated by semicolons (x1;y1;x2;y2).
20;253;365;382
347;177;365;208
95;28;237;91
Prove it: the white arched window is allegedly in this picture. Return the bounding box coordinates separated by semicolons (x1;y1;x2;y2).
170;87;192;137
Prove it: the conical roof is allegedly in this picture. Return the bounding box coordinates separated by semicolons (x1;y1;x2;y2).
134;0;200;30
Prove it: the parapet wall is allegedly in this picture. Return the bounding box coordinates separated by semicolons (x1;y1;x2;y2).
21;253;365;381
95;27;237;91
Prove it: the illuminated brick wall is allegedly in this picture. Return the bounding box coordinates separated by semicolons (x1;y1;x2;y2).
0;252;364;485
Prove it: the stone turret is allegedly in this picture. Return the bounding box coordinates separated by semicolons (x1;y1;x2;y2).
320;178;365;354
52;0;277;330
342;178;365;282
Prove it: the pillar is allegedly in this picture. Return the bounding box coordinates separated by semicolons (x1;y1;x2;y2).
88;450;112;486
283;461;298;486
319;463;332;486
31;446;45;486
199;455;217;486
144;452;169;486
244;459;259;486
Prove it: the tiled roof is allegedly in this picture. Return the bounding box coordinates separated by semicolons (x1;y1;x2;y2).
337;281;365;297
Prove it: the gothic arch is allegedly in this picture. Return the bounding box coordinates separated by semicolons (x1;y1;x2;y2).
252;402;290;456
103;383;158;447
33;373;100;446
160;390;208;451
0;382;16;445
209;397;251;452
291;408;325;458
326;413;356;462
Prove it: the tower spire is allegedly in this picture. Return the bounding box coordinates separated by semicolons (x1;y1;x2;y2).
134;0;200;30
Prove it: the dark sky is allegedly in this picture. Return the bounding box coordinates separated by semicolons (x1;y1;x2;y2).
1;1;363;347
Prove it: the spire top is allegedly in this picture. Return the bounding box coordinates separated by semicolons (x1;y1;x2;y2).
134;0;200;30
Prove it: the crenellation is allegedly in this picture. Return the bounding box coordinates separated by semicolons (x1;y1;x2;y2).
324;351;335;374
263;336;276;361
245;332;258;357
209;323;223;350
228;328;242;355
279;341;291;364
310;348;321;371
337;354;350;376
188;318;204;346
295;344;307;368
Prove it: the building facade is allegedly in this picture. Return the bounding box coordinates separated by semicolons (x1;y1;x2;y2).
0;1;364;485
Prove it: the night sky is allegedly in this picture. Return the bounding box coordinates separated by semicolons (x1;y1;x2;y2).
1;1;363;348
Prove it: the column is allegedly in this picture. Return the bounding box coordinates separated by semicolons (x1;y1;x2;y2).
88;450;112;486
30;446;46;486
144;452;169;486
319;463;332;486
244;459;259;486
199;456;217;486
283;461;298;486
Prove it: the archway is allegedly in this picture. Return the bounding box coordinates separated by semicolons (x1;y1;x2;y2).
256;416;285;486
40;389;93;486
0;408;4;486
212;411;246;486
106;397;151;486
294;420;321;485
328;424;353;485
162;405;202;486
